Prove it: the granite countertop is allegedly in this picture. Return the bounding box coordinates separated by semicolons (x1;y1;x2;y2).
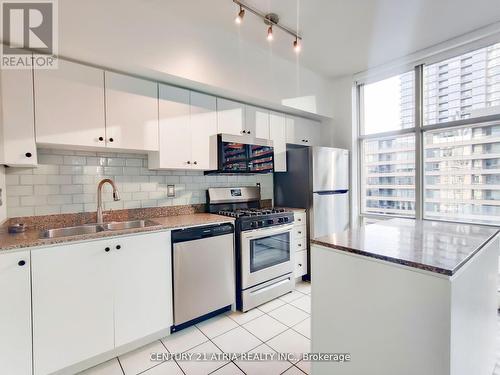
311;218;500;276
276;207;307;213
0;213;234;253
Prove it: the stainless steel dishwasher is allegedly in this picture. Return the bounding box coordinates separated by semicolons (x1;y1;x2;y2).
171;223;235;331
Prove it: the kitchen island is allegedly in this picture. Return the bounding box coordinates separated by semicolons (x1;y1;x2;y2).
310;218;499;375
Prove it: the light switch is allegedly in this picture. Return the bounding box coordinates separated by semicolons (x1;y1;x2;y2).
167;185;175;198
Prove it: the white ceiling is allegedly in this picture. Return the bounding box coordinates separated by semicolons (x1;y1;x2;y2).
54;0;500;79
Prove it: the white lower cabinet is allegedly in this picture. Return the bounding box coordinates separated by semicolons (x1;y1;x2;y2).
31;239;115;375
293;211;308;278
295;250;308;277
0;251;32;375
31;231;172;375
113;231;173;346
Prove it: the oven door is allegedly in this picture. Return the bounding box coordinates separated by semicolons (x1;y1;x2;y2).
240;224;294;289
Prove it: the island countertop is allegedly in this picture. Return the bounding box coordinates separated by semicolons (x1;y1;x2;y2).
311;218;499;276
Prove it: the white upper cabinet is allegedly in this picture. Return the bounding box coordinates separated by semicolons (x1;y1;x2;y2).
0;67;37;166
151;85;217;170
269;111;287;172
286;115;321;146
216;99;270;139
105;72;159;151
190;91;217;170
34;59;106;148
217;98;245;136
245;105;270;139
0;251;32;375
153;84;191;169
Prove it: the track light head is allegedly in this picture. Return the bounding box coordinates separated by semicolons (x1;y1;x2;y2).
293;38;301;53
267;26;273;41
235;6;245;24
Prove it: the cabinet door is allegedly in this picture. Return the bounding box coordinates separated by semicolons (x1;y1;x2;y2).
269;112;287;172
245;105;270;139
286;116;321;146
0;251;32;375
295;250;307;277
0;68;37;166
153;84;191;169
191;92;218;170
35;59;106;148
32;241;114;375
302;118;321;146
105;72;159;151
217;98;245;136
113;232;173;347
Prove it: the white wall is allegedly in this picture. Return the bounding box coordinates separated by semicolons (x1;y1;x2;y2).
58;0;334;119
0;166;6;223
327;75;358;226
328;76;355;150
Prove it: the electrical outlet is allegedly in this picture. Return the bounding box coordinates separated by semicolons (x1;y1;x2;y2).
167;185;175;198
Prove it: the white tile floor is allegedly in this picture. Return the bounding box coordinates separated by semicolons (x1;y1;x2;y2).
79;281;312;375
79;280;500;375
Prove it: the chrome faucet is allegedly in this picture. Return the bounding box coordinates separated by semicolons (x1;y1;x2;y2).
96;179;120;224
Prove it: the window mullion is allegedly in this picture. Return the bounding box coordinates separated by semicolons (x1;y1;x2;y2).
415;65;424;220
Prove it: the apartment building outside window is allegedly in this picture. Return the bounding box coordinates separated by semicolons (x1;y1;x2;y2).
358;41;500;225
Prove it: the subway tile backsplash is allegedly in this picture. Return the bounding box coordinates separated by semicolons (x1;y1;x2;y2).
5;149;273;218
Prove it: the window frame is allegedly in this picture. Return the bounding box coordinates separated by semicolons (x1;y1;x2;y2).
357;57;500;226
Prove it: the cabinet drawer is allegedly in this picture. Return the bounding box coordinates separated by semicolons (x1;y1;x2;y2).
294;212;306;225
295;237;306;252
295;250;307;277
294;225;306;240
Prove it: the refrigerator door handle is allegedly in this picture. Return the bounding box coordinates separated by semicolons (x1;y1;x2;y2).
313;189;349;195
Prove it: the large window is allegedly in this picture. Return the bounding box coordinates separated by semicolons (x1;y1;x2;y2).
361;135;415;216
423;43;500;124
359;41;500;226
360;72;417;217
424;123;500;224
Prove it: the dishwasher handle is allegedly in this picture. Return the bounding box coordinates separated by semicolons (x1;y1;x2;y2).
172;223;234;243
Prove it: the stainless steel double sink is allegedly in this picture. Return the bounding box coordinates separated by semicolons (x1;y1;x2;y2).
41;220;158;239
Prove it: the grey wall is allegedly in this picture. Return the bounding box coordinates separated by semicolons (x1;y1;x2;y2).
5;149;273;218
329;75;355;150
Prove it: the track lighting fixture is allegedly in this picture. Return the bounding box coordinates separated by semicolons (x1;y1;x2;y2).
294;38;301;53
233;0;302;52
235;6;245;24
267;25;273;41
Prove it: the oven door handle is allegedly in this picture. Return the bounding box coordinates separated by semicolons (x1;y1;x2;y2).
249;276;292;295
241;224;294;240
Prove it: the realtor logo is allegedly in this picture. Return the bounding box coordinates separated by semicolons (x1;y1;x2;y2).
1;0;58;69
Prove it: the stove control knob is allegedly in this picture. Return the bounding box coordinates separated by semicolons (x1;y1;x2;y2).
258;221;265;227
283;217;289;223
251;221;258;228
278;217;284;223
267;219;274;225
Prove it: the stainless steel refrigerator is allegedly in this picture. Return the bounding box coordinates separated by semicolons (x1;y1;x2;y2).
274;145;350;278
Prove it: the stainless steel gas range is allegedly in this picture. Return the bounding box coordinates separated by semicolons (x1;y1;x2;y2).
207;186;295;312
